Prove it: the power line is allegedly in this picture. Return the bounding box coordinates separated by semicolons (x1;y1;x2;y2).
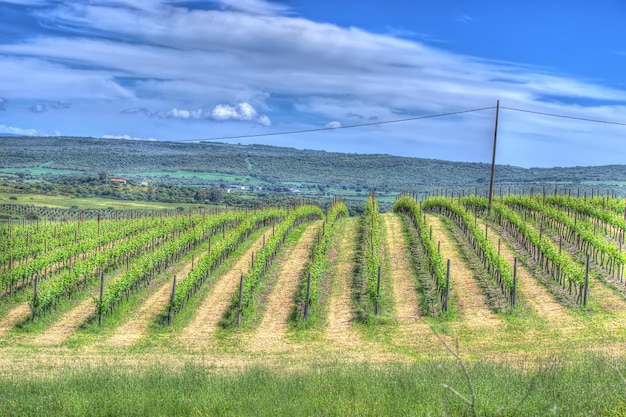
501;106;626;127
181;106;496;142
178;103;625;144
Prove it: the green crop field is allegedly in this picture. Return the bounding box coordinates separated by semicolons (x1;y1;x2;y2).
0;193;202;211
1;194;626;416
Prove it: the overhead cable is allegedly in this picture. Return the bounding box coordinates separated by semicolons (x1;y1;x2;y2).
501;106;626;127
181;106;496;142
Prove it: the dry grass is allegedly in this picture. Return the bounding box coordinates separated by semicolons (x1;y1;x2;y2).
105;276;180;347
31;298;94;345
0;303;30;336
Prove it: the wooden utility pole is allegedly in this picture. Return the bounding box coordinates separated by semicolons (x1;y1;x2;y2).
488;100;500;214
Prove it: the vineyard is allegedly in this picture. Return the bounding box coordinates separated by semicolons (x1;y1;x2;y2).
0;192;626;415
1;193;626;362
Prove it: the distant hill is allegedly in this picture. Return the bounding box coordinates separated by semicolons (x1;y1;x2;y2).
1;136;625;194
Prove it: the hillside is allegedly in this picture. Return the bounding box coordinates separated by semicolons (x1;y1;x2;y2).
2;136;626;195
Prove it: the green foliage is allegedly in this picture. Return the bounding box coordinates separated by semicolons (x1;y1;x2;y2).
544;194;626;234
5;214;187;301
583;194;626;215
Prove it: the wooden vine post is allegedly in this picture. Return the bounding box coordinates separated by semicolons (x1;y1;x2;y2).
512;258;517;309
98;272;105;325
237;274;245;327
304;272;312;321
375;265;381;315
168;275;177;325
583;255;590;307
443;260;451;313
31;274;39;322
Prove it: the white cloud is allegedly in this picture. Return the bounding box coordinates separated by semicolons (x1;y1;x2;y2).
0;124;39;135
6;3;621;109
0;1;624;166
103;134;157;141
325;121;342;129
122;102;271;126
0;56;132;100
210;103;267;124
256;114;271;127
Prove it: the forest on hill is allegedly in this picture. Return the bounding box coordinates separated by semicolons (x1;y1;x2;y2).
2;136;626;192
1;136;625;215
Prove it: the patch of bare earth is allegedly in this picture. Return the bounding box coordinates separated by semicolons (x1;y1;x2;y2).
0;303;31;336
179;232;268;347
325;217;363;347
246;221;322;352
31;298;95;345
426;214;500;328
105;263;195;346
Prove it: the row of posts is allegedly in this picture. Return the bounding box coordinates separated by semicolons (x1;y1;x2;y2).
28;225;593;326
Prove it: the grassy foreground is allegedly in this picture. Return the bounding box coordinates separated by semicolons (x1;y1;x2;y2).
1;355;625;416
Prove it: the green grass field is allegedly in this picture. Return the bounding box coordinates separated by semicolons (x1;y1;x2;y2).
0;167;84;176
0;193;205;211
119;170;269;185
1;355;625;417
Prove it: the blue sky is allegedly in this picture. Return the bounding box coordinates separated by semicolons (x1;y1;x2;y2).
0;0;625;167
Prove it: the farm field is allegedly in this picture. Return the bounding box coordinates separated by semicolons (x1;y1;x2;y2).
1;194;626;415
0;192;205;212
